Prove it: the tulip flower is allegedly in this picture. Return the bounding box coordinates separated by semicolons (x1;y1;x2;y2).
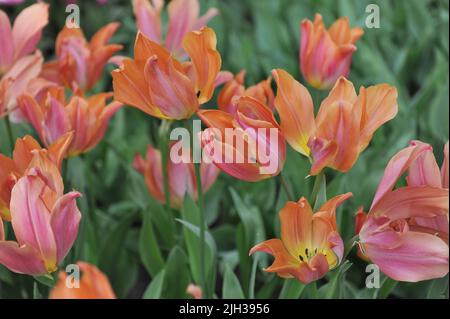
134;143;219;209
0;3;49;76
198;96;286;182
356;141;449;282
41;23;122;92
186;284;202;299
300;14;364;90
250;193;352;284
0;152;81;275
0;133;73;221
132;0;218;58
18;87;122;156
49;262;116;299
272;69;398;175
217;70;274;115
112;27;223;120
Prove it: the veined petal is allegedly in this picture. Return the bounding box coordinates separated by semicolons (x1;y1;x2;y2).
279;198;313;257
50;191;82;263
12;2;49;60
272;69;315;157
10;175;57;272
407;140;442;188
364;231;449;282
132;0;163;43
249;238;298;276
371;186;449;221
182;27;221;104
166;0;199;55
0;241;46;275
372;142;431;208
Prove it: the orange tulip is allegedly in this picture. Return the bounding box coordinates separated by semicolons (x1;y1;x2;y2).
50;262;115;299
134;143;219;209
250;193;352;284
41;23;122;92
132;0;218;59
0;133;73;221
198;96;286;182
112;27;223;120
272;69;398;175
217;70;274;115
300;14;364;90
18;87;122;156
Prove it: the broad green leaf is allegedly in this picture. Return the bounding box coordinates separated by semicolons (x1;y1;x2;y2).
143;269;166;299
222;264;245;299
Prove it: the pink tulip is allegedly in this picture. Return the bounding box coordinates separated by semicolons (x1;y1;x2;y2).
356;141;449;282
0;2;48;75
134;143;219;209
132;0;218;58
0;151;81;275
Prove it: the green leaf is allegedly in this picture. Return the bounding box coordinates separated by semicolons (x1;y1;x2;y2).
162;246;190;298
279;279;306;299
33;274;55;288
324;261;353;299
374;276;398;299
143;269;166;299
139;210;165;277
222;264;245;299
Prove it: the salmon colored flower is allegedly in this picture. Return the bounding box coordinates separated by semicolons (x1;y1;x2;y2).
250;193;352;284
49;262;116;299
0;50;53;121
41;23;122;92
132;0;218;58
186;284;202;299
112;27;223;120
300;14;364;90
198;96;286;182
0;2;49;76
272;69;398;175
0;133;73;221
217;70;274;115
18;87;122;156
134;143;219;209
356;141;449;282
0;151;81;275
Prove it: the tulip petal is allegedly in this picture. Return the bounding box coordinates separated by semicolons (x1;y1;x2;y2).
279;198;313;257
12;2;49;59
315;192;353;230
132;0;163;43
0;10;13;73
371;186;449;221
166;0;199;55
372;142;431;208
407;140;442;188
182;27;221;104
442;142;449;189
272;69;315;156
10;175;57;272
364;231;449;282
50;191;81;262
0;241;46;275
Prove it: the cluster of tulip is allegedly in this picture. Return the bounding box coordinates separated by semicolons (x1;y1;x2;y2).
0;0;448;299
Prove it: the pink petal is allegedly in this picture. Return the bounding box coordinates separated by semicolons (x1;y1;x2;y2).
165;0;198;55
0;10;13;72
407;140;442;188
43;95;72;145
442;142;449;189
132;0;163;43
12;2;49;60
10;175;57;271
364;231;449;282
0;241;46;275
50;191;82;263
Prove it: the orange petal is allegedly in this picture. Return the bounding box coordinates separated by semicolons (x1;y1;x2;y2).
183;27;221;104
315;192;353;230
272;68;315;156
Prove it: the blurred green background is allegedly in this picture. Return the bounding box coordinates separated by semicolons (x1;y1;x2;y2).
0;0;448;299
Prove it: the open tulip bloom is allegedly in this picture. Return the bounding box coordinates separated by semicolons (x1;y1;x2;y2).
356;141;449;282
250;193;352;284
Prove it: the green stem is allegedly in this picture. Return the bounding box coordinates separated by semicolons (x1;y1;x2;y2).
279;174;294;201
4;115;14;154
158;120;172;211
310;170;324;207
309;281;318;299
194;161;208;298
